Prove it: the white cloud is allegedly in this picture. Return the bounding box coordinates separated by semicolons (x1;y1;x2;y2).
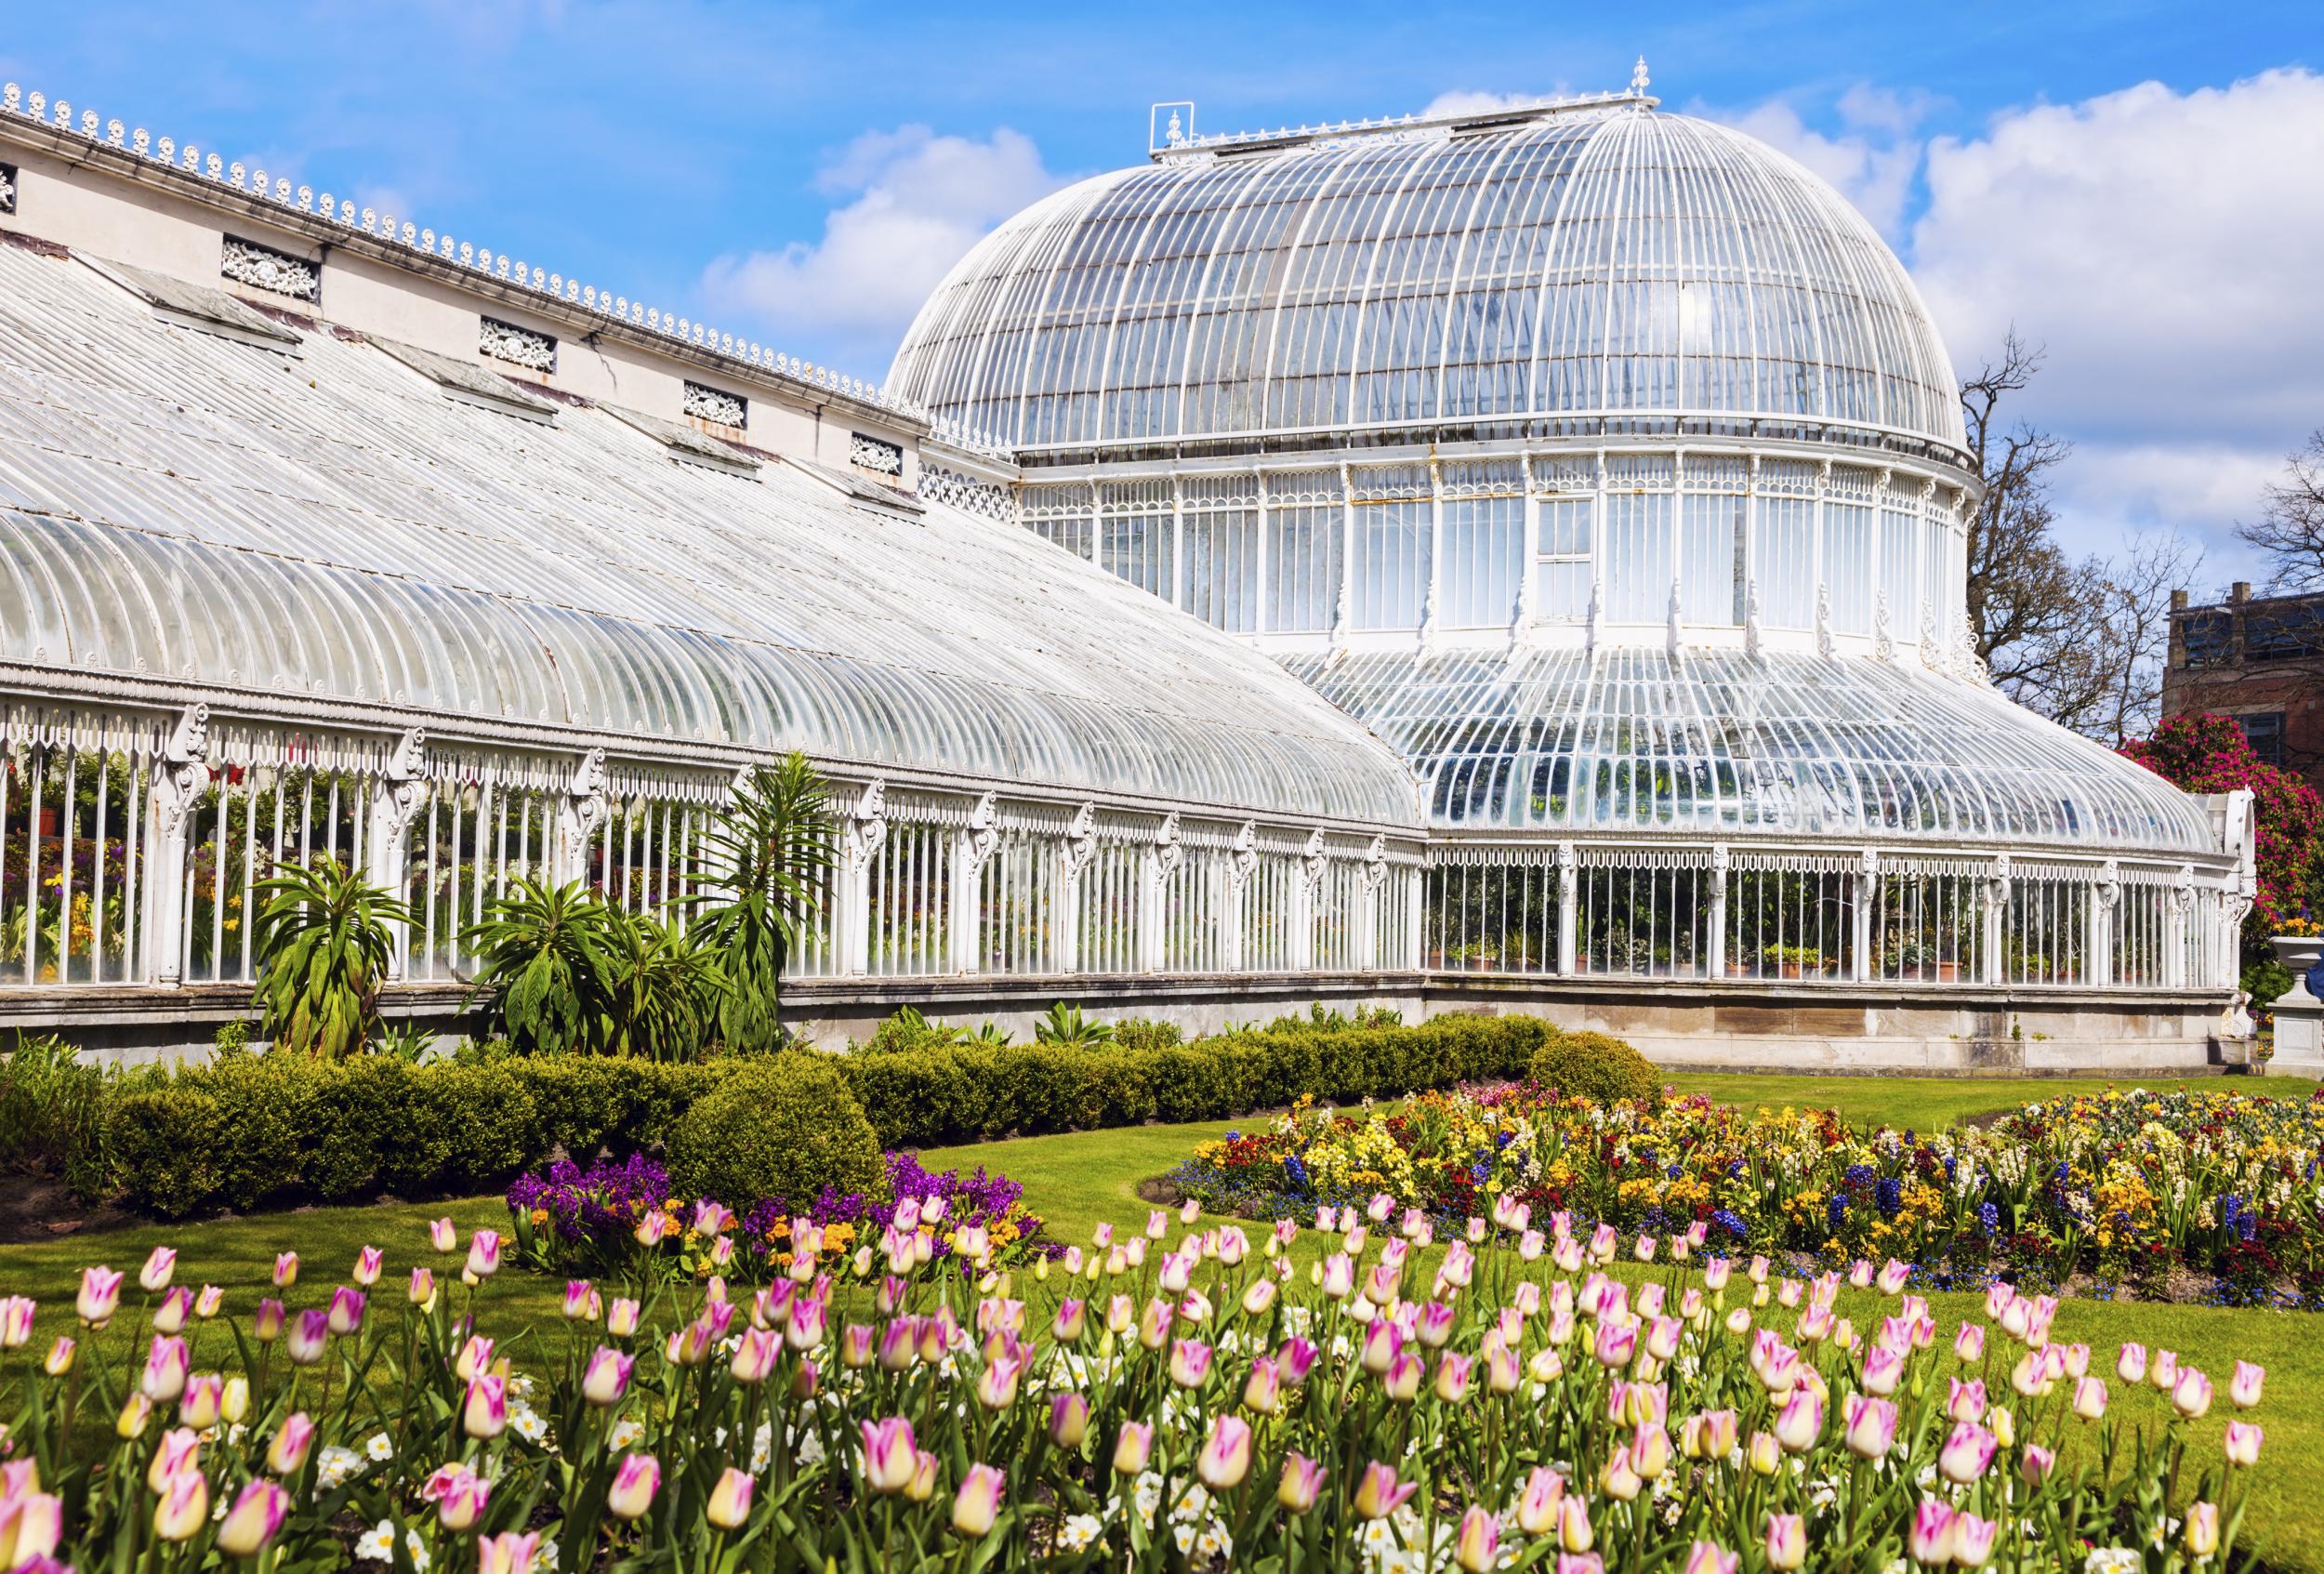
1708;86;1933;241
1909;68;2324;563
1417;87;1572;121
698;125;1067;372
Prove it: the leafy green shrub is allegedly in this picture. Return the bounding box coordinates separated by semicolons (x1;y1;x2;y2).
111;1088;228;1219
1110;1018;1183;1052
464;879;616;1056
0;1034;112;1197
861;1006;968;1055
252;857;414;1058
666;1056;882;1209
1528;1027;1661;1105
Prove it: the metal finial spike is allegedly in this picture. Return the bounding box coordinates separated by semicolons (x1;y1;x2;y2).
1632;56;1651;95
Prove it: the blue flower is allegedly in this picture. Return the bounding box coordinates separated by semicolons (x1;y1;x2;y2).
1471;1162;1491;1184
1666;1163;1683;1180
1711;1208;1748;1239
1828;1195;1847;1227
1875;1177;1902;1218
1978;1202;2000;1236
1283;1156;1309;1191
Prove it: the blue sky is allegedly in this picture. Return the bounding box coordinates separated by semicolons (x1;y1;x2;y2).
6;2;2320;575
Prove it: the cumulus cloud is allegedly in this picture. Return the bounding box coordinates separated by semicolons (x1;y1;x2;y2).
1908;68;2324;559
1417;87;1573;120
1708;85;1934;241
698;125;1068;371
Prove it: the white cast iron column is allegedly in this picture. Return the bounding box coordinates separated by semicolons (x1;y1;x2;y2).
142;705;213;986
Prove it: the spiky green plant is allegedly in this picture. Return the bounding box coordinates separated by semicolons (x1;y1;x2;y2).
251;857;415;1058
461;878;615;1056
1033;999;1115;1048
685;754;835;1052
601;910;725;1062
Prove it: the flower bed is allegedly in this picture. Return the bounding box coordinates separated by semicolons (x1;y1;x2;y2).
1167;1085;2324;1304
504;1149;1055;1282
0;1201;2267;1571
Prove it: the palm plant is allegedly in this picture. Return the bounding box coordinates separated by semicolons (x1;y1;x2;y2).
251;857;415;1058
685;753;835;1052
1033;1000;1115;1048
461;878;615;1056
600;910;725;1062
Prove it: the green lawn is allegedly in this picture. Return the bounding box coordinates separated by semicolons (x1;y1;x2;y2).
4;1072;2321;1567
1662;1070;2324;1131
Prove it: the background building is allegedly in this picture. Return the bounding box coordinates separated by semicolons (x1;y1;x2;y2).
2164;582;2324;787
0;76;2255;1068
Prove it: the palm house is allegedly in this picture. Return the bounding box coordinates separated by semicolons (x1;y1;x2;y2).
0;73;2254;1067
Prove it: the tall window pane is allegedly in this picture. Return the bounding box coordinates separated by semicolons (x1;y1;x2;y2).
1440;495;1523;628
1679;492;1742;627
1353;501;1429;630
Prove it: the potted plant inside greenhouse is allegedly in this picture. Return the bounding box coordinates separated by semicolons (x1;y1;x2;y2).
1762;943;1822;980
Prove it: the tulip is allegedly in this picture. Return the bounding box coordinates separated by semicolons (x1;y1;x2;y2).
1947;1377;1987;1424
139;1246;178;1293
115;1393;152;1439
1631;1422;1670;1480
2172;1367;2213;1420
1842;1394;1897;1460
1748;1431;1781;1476
1278;1452;1327;1514
608;1297;640;1337
1937;1422;1995;1485
428;1217;457;1252
1035;1390;1086;1449
0;1489;60;1567
140;1335;190;1402
1456;1505;1501;1573
179;1373;223;1430
152;1467;208;1542
478;1532;542;1574
267;1251;296;1289
1764;1514;1805;1571
2185;1502;2219;1559
284;1310;329;1366
730;1328;779;1385
1954;1513;1999;1568
2019;1443;2056;1484
2223;1419;2263;1467
1593;1319;1636;1369
2229;1359;2265;1409
145;1425;200;1493
1990;1406;2014;1448
1239;1276;1276;1317
434;1467;493;1531
222;1376;249;1424
2072;1375;2107;1422
151;1288;190;1335
1417;1300;1458;1348
1050;1298;1087;1343
1169;1338;1212;1389
2115;1342;2146;1383
267;1413;314;1475
1243;1356;1283;1416
465;1230;501;1279
76;1266;123;1326
786;1296;827;1351
194;1285;222;1319
408;1268;436;1308
1861;1343;1904;1397
1353;1461;1419;1520
1684;1541;1737;1574
703;1465;753;1530
862;1418;918;1494
1278;1336;1320;1387
1954;1322;1985;1362
951;1462;1004;1538
350;1245;384;1287
600;1452;659;1521
1600;1445;1642;1501
1196;1414;1253;1489
1908;1499;1957;1564
464;1373;508;1438
1435;1352;1476;1404
1112;1421;1153;1476
1773;1389;1823;1453
0;1298;33;1351
328;1286;366;1337
2150;1349;2178;1390
1561;1497;1596;1554
974;1352;1024;1411
41;1336;72;1378
1136;1298;1172;1351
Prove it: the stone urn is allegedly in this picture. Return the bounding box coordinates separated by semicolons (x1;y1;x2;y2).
2270;934;2324;1001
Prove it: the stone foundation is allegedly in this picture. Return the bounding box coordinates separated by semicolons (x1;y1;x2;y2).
6;973;2247;1076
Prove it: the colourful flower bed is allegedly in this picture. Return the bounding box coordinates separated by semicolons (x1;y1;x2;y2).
504;1150;1054;1283
1168;1086;2324;1304
0;1204;2269;1571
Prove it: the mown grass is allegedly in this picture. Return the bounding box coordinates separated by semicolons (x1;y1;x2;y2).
0;1072;2318;1565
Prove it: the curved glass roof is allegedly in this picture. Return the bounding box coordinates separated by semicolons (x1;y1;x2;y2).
1282;648;2215;855
891;107;1966;457
0;242;1419;827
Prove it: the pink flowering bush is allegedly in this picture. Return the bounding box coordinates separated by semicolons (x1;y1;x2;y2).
0;1204;2271;1570
2122;713;2323;938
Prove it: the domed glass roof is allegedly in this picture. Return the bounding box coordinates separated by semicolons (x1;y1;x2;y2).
1284;648;2215;853
891;106;1965;458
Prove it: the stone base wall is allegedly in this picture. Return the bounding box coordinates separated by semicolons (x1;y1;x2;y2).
2;973;2250;1076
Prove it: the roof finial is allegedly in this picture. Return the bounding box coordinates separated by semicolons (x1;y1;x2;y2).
1631;56;1651;96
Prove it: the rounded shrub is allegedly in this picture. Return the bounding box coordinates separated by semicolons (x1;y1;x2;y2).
667;1054;883;1209
1527;1029;1660;1106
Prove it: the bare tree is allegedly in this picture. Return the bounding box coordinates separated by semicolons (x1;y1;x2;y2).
2235;430;2324;589
1958;332;2202;745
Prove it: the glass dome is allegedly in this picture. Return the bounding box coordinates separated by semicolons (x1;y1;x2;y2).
891;104;1966;461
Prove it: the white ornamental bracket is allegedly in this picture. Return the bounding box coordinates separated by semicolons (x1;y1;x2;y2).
552;748;610;888
1555;841;1579;976
948;790;1000;974
1353;834;1389;971
1288;827;1327;972
1706;843;1732;977
836;778;888;977
142;704;212;986
1055;802;1099;974
1980;854;2013;987
1222;821;1259;972
2164;863;2196;989
1851;848;1879;983
1137;813;1182;973
365;728;430;981
2089;859;2122;989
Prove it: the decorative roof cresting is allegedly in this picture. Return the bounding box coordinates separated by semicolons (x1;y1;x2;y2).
0;79;918;422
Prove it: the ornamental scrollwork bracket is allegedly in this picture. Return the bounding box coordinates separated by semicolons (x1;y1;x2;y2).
153;704;213;839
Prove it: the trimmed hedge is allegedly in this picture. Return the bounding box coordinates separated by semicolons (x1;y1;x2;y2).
80;1012;1641;1218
